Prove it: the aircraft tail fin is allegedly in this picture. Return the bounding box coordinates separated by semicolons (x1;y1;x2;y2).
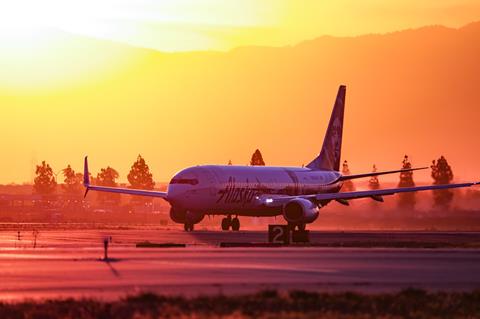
307;85;346;171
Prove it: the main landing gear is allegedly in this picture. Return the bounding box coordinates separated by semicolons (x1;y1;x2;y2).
184;223;194;232
221;215;240;231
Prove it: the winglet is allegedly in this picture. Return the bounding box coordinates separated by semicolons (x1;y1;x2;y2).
83;156;90;198
83;155;90;185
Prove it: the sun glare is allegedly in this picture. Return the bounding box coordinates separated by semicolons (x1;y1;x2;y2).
1;0;479;91
0;0;277;90
0;1;140;90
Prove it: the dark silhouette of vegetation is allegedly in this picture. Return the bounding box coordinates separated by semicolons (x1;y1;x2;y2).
431;155;454;209
33;161;57;196
97;167;119;187
250;149;265;166
368;164;380;190
127;155;155;190
96;167;120;204
127;155;155;205
228;160;233;165
62;165;83;196
398;155;416;210
341;160;355;191
0;289;479;319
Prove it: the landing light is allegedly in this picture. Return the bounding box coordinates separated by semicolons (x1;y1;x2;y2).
265;198;273;204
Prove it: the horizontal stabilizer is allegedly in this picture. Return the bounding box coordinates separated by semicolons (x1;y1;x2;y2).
339;167;428;181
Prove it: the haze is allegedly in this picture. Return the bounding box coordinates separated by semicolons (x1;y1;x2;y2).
0;1;479;184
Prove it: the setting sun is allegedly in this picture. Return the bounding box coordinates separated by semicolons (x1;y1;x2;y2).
0;0;479;183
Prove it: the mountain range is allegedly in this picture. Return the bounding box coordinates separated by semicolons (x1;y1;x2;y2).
0;22;479;183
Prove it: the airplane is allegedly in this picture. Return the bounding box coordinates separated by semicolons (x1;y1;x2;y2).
83;85;479;231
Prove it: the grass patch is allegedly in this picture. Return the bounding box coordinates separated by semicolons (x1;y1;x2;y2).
1;289;480;318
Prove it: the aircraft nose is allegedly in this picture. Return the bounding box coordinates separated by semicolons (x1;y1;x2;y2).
167;170;200;200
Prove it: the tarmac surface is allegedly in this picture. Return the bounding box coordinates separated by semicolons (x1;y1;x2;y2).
1;228;480;300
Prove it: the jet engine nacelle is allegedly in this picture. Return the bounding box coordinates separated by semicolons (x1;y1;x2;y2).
170;207;204;224
283;198;319;224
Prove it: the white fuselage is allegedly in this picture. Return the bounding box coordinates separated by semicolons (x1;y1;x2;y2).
167;165;343;220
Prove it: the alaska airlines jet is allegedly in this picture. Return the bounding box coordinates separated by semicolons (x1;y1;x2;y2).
83;85;478;231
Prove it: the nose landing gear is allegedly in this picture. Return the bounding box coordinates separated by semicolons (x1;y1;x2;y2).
221;217;230;231
221;215;240;231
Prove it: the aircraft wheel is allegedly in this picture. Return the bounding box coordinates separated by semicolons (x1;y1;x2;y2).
221;218;230;231
231;218;240;231
184;223;194;232
298;224;306;231
287;223;296;232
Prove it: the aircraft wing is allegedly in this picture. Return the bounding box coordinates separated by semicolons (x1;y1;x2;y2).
85;184;168;199
83;156;168;200
262;182;479;206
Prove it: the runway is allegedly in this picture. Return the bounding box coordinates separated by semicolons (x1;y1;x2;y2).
1;228;480;300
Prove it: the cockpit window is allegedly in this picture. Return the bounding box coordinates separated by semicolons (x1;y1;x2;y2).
170;178;199;185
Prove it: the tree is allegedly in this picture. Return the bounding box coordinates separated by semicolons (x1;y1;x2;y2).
431;155;454;208
96;167;120;204
33;161;57;196
127;155;155;190
368;164;380;190
97;167;119;187
228;160;233;165
341;160;355;192
397;155;416;210
250;149;265;166
62;165;83;196
127;155;155;205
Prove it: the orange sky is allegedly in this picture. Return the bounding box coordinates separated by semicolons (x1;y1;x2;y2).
2;1;480;52
0;1;479;184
